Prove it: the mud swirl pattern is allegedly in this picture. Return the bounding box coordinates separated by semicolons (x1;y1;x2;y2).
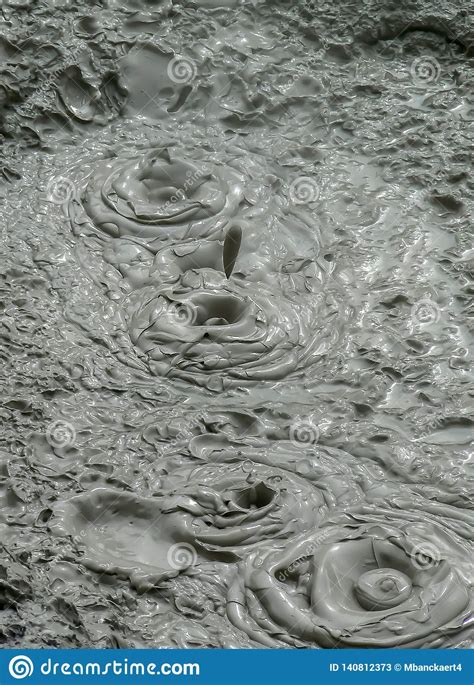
1;0;472;653
227;506;473;648
126;272;338;389
71;147;246;245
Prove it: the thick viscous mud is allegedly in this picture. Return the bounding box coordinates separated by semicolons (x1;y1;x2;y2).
0;0;472;649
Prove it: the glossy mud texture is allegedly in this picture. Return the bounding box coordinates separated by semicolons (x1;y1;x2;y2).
0;0;473;649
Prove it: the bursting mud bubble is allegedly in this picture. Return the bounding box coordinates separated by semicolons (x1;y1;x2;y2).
0;0;472;650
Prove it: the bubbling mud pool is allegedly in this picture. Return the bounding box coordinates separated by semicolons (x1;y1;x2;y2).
0;0;473;649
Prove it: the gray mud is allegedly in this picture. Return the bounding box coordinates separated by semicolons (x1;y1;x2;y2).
0;0;473;649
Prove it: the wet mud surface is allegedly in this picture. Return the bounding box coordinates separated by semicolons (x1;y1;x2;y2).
0;0;473;648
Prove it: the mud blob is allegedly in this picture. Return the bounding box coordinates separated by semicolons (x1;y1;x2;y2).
151;238;228;284
158;461;327;557
227;511;473;648
75;147;246;246
49;488;189;590
103;207;326;292
126;271;328;389
354;568;412;611
49;459;327;584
